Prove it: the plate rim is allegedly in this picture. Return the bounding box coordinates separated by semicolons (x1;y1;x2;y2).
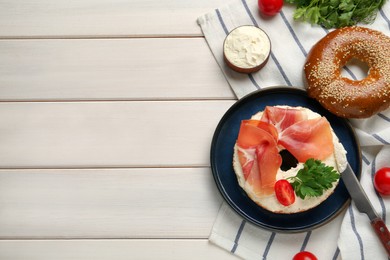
210;86;362;233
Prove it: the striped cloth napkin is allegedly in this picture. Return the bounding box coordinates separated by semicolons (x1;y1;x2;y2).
197;1;390;259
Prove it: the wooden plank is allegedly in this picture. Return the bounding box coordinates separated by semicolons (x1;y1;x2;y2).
0;168;223;238
0;100;234;168
0;239;237;260
0;38;234;101
0;0;226;38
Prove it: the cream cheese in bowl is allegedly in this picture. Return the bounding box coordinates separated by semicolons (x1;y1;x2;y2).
223;25;271;73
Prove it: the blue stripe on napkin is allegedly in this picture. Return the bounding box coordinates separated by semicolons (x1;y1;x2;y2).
362;154;370;166
378;113;390;122
215;9;229;35
372;134;390;145
231;219;246;253
300;231;312;251
349;205;365;260
279;11;307;56
332;247;340;260
262;232;276;258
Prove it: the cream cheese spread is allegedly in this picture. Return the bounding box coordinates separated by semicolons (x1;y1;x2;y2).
223;25;271;69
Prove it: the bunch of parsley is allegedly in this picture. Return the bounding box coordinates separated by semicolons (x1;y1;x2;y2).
285;0;387;28
287;159;340;199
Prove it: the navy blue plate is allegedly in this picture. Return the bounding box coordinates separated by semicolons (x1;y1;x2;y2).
210;87;361;233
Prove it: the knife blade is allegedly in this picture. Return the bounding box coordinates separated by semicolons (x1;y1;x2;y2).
341;163;390;257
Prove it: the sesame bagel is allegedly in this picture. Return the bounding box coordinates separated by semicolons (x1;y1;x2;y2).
304;26;390;118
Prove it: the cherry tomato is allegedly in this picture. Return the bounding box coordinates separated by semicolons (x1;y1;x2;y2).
274;179;295;206
374;167;390;195
293;251;318;260
258;0;283;16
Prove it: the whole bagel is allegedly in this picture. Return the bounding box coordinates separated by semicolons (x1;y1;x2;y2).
304;26;390;118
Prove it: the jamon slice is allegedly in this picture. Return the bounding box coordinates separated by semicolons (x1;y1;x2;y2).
237;122;281;197
238;119;278;143
278;117;334;162
254;142;281;196
237;148;255;180
260;106;308;132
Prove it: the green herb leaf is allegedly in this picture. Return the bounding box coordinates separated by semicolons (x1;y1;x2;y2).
305;6;321;24
329;0;341;8
286;0;387;28
287;158;341;200
293;7;308;19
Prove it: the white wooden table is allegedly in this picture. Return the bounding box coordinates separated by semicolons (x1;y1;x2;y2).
0;0;240;259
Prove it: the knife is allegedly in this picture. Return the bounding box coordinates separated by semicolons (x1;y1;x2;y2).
341;163;390;257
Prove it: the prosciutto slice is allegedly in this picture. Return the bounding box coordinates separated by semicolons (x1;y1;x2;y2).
260;106;308;132
279;117;334;162
237;122;282;196
239;120;278;143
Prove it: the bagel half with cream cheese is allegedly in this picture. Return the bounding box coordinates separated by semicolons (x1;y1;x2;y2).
233;105;347;214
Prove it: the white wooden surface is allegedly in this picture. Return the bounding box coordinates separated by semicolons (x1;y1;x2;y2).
0;0;227;37
0;0;239;259
0;39;234;101
0;240;236;260
0;168;222;238
0;101;233;167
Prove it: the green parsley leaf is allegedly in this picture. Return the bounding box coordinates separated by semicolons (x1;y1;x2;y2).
286;0;387;28
287;158;341;200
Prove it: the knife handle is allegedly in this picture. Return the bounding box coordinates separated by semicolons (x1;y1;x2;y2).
371;218;390;257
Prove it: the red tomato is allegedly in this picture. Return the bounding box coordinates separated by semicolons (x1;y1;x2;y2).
293;251;318;260
374;167;390;195
258;0;283;16
274;179;295;206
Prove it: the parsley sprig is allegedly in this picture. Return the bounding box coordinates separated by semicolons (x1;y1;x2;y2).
285;0;387;28
287;159;340;199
